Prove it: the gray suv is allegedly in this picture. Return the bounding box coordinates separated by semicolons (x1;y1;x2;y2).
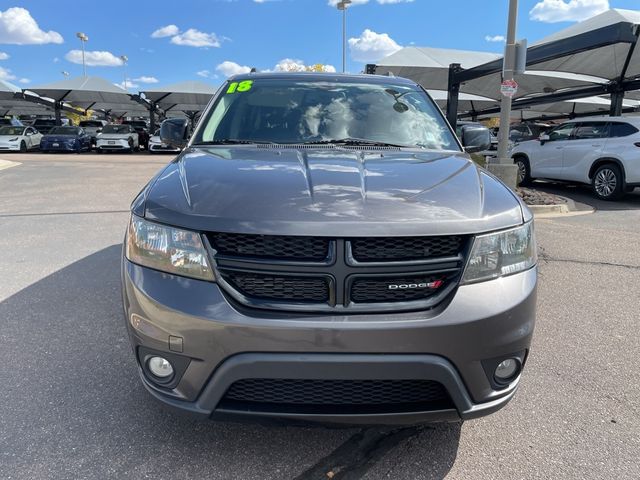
122;73;537;425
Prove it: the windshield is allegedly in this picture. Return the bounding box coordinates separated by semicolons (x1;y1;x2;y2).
102;124;130;134
35;120;55;126
124;121;146;129
80;121;103;127
193;79;459;150
0;126;25;136
49;127;80;135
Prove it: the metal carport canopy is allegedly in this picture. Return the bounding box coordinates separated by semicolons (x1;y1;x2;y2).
374;47;501;92
142;81;218;112
28;76;143;123
452;9;640;122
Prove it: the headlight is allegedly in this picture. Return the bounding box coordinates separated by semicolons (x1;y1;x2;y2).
8;137;18;142
125;215;214;281
461;222;536;284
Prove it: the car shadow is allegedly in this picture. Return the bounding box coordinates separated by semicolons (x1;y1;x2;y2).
0;245;461;479
530;180;640;212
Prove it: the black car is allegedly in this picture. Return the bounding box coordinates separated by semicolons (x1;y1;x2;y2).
40;126;92;153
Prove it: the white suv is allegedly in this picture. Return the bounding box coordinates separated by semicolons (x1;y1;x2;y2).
511;116;640;200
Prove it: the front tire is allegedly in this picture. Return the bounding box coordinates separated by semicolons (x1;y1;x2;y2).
514;156;532;186
592;164;624;201
19;141;27;153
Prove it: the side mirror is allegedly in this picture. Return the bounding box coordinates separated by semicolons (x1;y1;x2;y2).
460;124;491;154
160;118;189;149
26;131;33;136
96;128;102;133
539;134;550;145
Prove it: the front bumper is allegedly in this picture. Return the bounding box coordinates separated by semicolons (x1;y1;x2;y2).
0;143;21;151
41;142;77;151
97;139;131;150
122;260;537;424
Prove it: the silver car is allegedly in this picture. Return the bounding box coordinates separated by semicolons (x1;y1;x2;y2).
122;73;537;425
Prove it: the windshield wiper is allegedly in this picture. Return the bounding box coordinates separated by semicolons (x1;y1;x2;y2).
192;139;276;146
301;137;413;148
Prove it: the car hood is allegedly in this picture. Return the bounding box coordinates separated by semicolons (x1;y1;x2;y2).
0;134;24;140
142;147;525;236
42;134;77;140
98;133;131;140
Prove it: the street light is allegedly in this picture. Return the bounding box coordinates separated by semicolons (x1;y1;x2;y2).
76;32;89;77
336;0;352;73
120;55;128;90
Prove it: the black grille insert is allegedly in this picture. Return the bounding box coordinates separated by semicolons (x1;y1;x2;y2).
351;274;452;303
350;236;463;262
222;271;329;303
221;378;451;413
210;232;329;261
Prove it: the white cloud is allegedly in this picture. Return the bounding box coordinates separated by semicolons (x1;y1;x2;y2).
485;35;505;42
114;80;139;91
0;7;63;45
18;77;30;84
151;24;179;38
171;28;221;47
530;0;609;23
216;60;251;77
197;69;211;77
133;75;159;83
0;52;8;60
53;57;59;63
348;29;401;63
0;66;16;80
274;59;336;72
327;0;412;5
65;50;124;67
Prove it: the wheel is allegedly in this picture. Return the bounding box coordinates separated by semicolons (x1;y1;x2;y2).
19;141;27;153
592;163;624;201
514;156;532;186
134;143;140;152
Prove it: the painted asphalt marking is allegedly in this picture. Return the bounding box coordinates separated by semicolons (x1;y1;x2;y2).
0;159;22;171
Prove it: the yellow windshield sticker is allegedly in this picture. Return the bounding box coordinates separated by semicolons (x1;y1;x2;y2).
226;80;253;94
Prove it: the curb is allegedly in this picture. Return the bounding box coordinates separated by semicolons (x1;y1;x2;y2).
528;196;594;218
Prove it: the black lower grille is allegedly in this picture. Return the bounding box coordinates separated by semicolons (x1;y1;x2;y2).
209;232;330;261
351;275;451;303
222;271;329;303
222;378;450;408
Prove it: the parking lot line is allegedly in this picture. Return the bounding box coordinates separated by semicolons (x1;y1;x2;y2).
0;159;21;171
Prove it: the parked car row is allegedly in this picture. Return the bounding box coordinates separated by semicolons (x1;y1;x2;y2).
0;122;180;154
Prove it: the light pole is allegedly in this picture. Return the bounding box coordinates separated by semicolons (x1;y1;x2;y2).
337;0;351;73
120;55;128;90
76;32;89;77
490;0;520;189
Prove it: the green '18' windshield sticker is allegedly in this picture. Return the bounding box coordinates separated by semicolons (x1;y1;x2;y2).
226;80;253;94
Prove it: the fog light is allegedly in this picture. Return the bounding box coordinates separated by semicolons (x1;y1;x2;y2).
494;358;519;381
147;356;174;378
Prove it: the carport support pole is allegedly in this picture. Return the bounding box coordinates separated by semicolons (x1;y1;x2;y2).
490;0;519;190
446;64;461;130
54;101;62;126
149;102;156;133
610;89;624;116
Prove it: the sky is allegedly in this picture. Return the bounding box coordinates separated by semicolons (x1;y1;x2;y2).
0;0;637;91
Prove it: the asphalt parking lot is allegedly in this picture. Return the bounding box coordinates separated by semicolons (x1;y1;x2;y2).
1;153;639;480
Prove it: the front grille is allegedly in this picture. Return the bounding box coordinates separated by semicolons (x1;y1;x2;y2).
222;378;450;407
210;232;329;261
351;274;451;303
210;233;466;313
222;271;329;303
350;236;463;262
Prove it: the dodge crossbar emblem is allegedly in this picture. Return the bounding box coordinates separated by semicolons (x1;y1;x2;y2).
388;280;444;290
